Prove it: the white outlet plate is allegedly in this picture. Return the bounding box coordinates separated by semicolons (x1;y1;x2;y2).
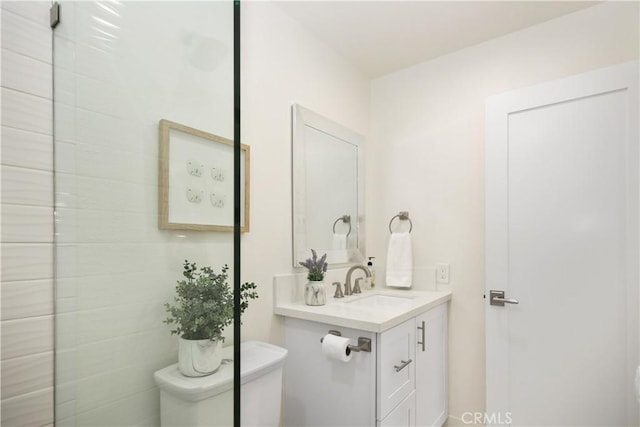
436;263;450;284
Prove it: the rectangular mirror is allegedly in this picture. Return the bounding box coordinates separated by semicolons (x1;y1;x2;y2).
292;104;365;267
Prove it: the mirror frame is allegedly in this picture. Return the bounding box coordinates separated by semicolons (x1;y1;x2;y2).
291;104;366;268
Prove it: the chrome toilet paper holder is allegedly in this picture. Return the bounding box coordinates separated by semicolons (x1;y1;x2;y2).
320;330;372;353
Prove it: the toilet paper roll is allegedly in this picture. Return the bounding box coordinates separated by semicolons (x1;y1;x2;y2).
321;334;352;362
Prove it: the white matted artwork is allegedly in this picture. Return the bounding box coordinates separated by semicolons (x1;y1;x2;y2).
158;119;250;232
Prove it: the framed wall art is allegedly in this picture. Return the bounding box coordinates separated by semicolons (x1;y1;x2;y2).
158;119;250;232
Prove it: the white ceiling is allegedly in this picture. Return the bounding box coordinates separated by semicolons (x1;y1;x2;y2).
276;1;600;78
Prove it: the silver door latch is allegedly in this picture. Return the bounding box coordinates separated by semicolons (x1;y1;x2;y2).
489;290;519;306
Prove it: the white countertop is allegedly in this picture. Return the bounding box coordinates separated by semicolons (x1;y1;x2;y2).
274;288;452;333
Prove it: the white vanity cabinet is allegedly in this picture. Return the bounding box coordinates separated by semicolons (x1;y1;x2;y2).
377;303;448;426
283;302;448;427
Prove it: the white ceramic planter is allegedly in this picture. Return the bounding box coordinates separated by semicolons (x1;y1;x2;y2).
304;281;326;306
178;338;222;377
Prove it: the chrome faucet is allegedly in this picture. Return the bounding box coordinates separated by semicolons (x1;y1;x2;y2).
344;264;372;296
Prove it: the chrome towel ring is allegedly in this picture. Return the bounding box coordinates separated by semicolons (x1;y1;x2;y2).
389;211;412;234
333;215;352;237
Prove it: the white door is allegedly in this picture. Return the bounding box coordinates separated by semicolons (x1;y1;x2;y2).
486;61;639;426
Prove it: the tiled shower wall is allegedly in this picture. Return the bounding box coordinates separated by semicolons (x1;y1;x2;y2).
1;2;55;426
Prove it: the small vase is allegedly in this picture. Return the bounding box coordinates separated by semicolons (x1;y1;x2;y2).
305;280;326;306
178;338;222;377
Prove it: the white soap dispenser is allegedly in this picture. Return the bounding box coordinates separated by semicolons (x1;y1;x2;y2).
367;257;376;289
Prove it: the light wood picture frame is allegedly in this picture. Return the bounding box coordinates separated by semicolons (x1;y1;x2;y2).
158;119;250;232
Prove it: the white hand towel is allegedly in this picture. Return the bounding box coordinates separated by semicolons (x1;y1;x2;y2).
332;233;347;250
386;232;413;288
330;234;349;264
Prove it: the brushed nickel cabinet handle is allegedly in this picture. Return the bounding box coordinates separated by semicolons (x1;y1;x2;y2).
394;359;413;372
417;321;425;352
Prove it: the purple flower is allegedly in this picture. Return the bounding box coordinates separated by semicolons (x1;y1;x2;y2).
299;249;328;281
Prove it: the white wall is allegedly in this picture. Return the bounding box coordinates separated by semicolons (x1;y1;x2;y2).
1;2;55;426
368;2;639;424
240;1;370;343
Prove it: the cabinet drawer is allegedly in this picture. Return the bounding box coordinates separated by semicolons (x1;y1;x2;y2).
377;318;416;420
378;390;416;427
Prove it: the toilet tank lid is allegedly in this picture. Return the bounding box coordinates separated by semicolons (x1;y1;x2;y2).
153;341;287;401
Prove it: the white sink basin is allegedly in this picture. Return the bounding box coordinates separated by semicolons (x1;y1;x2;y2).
346;294;415;310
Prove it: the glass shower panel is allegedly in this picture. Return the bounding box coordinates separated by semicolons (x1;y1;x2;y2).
53;2;236;425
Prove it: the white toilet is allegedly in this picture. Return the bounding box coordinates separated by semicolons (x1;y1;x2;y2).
154;341;287;427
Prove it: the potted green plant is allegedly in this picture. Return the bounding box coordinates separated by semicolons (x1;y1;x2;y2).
164;260;258;377
299;249;328;306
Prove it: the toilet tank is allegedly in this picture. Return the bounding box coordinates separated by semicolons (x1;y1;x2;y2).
154;341;287;427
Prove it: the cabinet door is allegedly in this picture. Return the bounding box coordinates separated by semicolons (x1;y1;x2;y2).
415;303;448;427
283;318;376;426
378;390;416;427
378;318;416;420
